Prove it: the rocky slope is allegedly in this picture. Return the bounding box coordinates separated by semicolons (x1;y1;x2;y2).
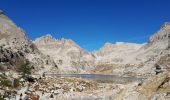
34;35;95;73
0;11;58;75
93;22;170;77
94;42;143;64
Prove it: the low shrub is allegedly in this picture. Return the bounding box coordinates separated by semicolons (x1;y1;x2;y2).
0;79;12;87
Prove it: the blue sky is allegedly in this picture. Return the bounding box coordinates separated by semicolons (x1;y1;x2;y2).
0;0;170;51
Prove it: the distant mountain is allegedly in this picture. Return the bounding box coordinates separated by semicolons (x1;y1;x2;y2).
34;34;95;73
94;42;143;64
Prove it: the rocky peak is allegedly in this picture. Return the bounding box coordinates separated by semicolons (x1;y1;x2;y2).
161;22;170;30
102;42;112;48
149;22;170;44
34;34;95;73
34;35;80;49
42;34;54;40
60;38;79;47
34;34;57;46
95;42;143;63
0;13;29;48
100;42;142;52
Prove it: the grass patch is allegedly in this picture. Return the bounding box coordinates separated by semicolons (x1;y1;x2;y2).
0;79;12;87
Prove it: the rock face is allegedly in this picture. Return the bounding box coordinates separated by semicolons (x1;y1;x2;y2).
129;22;170;77
94;42;143;64
149;22;170;44
34;35;95;73
0;12;57;74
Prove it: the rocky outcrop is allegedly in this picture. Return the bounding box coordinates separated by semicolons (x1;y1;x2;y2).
94;42;143;64
0;46;25;71
34;35;95;73
131;22;170;77
137;72;169;98
149;22;170;44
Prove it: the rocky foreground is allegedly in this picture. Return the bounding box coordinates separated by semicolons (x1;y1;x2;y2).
1;71;170;100
0;9;170;100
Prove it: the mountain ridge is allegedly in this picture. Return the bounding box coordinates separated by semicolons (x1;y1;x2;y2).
1;10;170;76
33;21;170;75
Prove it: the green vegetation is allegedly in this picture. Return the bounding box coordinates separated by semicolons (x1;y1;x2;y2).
17;60;32;78
0;74;7;79
0;79;11;87
0;74;11;87
0;73;20;88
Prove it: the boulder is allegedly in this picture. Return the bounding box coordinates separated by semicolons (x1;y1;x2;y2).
137;72;169;98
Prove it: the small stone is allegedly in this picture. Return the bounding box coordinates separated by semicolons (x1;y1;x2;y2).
76;85;83;92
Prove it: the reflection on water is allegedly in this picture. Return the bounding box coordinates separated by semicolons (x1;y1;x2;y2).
45;73;145;84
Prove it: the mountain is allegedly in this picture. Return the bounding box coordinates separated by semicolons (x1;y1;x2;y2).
94;42;143;64
1;9;170;78
0;11;57;75
149;22;170;44
34;35;95;73
33;22;170;76
93;22;170;77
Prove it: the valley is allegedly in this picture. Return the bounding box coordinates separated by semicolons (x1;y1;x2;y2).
0;10;170;100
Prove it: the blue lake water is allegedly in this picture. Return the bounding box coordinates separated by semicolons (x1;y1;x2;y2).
45;73;145;84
